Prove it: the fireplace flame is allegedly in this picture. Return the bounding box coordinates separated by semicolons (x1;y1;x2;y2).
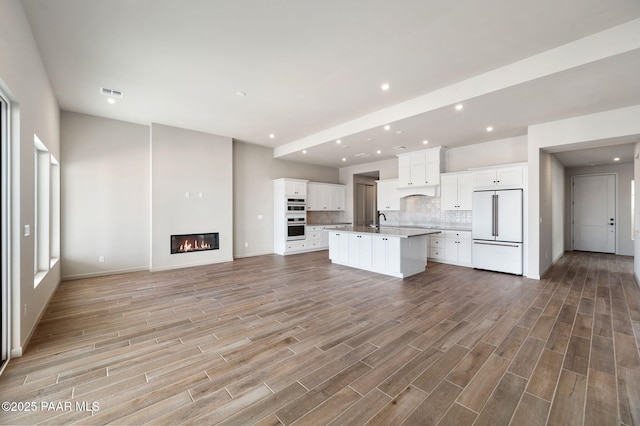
179;239;212;252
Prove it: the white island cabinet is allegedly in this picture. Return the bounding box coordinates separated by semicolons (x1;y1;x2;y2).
327;226;440;278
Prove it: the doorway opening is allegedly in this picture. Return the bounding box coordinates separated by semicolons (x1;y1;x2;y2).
571;173;617;253
353;172;379;227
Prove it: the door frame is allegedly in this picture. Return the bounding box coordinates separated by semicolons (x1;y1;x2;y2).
570;173;618;254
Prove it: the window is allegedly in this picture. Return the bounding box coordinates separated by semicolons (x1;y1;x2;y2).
33;135;59;287
632;180;635;241
1;88;9;369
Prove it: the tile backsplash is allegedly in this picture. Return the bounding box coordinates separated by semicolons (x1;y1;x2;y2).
383;195;471;228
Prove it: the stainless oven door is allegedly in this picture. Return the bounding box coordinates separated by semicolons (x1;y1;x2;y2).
287;215;306;241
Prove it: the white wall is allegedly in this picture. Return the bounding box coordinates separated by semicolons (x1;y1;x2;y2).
61;112;150;279
564;162;634;256
150;124;233;270
445;135;528;172
233;141;338;258
0;0;61;355
528;105;640;279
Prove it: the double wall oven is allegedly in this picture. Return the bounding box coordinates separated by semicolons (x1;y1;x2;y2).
286;198;306;240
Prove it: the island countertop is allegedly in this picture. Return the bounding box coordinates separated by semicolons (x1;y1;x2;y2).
324;225;441;238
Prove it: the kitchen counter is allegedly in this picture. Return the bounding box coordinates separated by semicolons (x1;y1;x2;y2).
379;224;472;232
327;227;434;278
326;225;441;238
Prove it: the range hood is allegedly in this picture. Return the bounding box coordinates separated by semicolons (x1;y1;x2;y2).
397;186;439;198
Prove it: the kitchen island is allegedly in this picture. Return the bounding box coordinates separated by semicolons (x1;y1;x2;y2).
326;226;441;278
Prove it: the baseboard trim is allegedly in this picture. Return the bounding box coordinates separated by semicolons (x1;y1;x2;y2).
62;267;148;281
150;257;234;272
234;250;274;259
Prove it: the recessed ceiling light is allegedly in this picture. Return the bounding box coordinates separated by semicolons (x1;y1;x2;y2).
376;150;381;154
384;125;391;131
614;157;620;161
455;104;464;111
302;150;307;154
486;126;494;132
422;140;429;145
236;91;246;97
336;139;342;144
269;134;275;139
342;157;347;162
381;83;390;91
106;98;116;104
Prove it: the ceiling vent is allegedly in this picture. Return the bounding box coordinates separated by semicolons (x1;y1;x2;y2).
393;145;407;150
99;87;124;99
354;153;370;158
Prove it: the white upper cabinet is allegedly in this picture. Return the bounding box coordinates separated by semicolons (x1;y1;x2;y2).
307;182;346;211
284;179;307;197
472;164;525;189
376;179;402;211
331;185;346;211
441;172;473;210
397;147;444;188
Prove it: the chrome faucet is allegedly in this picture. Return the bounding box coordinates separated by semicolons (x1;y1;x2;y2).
376;212;387;230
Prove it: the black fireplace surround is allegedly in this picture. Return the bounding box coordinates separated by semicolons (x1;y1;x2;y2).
171;232;219;254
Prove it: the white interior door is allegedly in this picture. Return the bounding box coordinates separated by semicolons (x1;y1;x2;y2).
572;174;616;253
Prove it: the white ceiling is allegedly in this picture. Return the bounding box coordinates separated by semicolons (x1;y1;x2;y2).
19;0;640;168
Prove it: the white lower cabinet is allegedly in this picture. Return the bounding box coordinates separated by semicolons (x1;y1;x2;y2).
348;234;372;269
286;240;306;251
328;231;349;263
372;236;401;275
428;236;445;260
306;226;326;250
329;231;428;278
443;231;472;266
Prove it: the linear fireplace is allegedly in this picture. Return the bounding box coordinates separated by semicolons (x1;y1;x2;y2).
171;232;219;254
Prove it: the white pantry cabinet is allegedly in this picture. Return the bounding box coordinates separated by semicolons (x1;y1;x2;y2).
440;172;473;210
376;179;403;211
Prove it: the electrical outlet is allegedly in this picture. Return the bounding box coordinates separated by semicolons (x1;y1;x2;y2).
99;256;105;263
24;304;27;317
244;242;249;248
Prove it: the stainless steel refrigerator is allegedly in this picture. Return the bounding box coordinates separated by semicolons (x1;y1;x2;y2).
472;189;523;275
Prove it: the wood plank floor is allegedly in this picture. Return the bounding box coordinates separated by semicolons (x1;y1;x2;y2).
1;251;640;425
